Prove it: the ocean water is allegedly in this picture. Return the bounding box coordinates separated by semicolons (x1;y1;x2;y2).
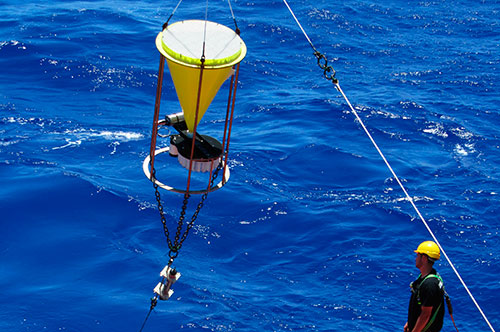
1;0;499;331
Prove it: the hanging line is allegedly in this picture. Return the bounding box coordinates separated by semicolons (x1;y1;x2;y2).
227;0;240;34
138;296;158;332
282;0;337;83
163;0;184;29
204;0;209;33
282;1;496;331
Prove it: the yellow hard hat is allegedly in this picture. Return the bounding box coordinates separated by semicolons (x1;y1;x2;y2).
414;241;440;260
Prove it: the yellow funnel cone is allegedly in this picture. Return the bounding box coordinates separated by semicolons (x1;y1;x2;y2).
156;20;247;132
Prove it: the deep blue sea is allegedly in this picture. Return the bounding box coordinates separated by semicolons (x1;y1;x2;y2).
1;0;499;331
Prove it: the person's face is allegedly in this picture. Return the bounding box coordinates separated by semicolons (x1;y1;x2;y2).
415;252;424;268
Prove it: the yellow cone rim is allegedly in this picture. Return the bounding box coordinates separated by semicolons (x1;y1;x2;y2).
156;20;246;68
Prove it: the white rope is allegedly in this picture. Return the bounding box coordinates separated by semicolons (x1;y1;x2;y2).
165;0;184;25
227;0;236;21
282;0;315;49
201;0;209;58
226;0;240;32
171;0;183;16
282;1;496;331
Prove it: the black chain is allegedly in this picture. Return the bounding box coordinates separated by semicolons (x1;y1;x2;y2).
152;162;223;261
152;168;172;246
314;51;338;84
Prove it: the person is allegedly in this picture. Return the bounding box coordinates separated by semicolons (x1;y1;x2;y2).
404;241;445;332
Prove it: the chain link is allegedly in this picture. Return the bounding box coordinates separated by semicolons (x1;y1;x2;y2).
152;168;172;249
314;51;338;84
152;162;223;262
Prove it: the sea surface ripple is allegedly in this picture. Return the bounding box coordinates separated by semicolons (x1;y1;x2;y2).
1;0;499;331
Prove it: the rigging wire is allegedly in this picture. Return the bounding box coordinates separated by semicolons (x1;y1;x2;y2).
204;0;209;32
202;0;209;57
138;296;158;332
164;0;184;28
282;0;316;52
282;1;496;331
227;0;240;33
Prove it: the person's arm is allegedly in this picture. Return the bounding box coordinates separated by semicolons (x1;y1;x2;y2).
411;306;433;332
